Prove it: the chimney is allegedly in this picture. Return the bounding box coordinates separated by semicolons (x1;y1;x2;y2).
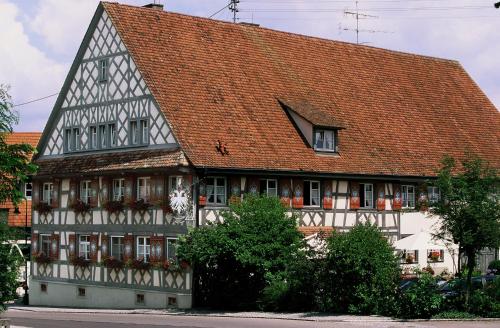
143;3;164;11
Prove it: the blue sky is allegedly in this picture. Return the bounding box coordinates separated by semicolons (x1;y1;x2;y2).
1;0;499;132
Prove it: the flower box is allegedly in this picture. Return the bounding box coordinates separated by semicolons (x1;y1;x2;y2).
70;256;91;268
103;200;124;215
70;200;92;214
103;256;124;270
127;258;151;271
34;252;52;264
33;202;52;216
129;199;151;213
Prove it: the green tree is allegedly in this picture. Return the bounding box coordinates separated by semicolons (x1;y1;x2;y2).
177;195;306;310
322;223;400;315
432;154;500;308
0;220;23;310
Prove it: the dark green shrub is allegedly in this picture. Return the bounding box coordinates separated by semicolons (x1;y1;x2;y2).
468;290;495;317
322;223;400;315
488;260;500;275
432;311;476;319
397;273;443;319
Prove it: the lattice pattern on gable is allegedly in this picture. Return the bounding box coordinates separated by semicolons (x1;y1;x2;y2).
150;102;176;145
83;11;126;60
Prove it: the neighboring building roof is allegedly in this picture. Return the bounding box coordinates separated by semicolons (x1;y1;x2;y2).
94;4;500;176
35;148;189;177
5;132;41;149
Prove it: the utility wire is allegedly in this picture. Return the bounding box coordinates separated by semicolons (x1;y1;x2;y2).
209;2;232;18
13;92;59;107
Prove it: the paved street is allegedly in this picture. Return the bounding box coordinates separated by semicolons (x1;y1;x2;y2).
4;308;500;328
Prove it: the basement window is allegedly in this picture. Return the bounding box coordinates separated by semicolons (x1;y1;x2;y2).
40;283;47;293
136;293;145;305
77;287;86;297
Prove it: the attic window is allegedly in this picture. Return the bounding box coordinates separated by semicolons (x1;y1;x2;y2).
314;129;337;152
98;59;108;82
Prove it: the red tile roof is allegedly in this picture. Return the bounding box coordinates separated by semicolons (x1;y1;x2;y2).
5;132;41;148
299;226;334;237
104;4;500;176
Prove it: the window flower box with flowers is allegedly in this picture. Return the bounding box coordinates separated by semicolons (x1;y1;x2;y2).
33;202;52;216
427;250;444;263
33;252;52;265
102;256;124;270
103;200;124;215
70;200;92;215
401;250;418;264
155;198;172;214
128;199;151;213
126;257;151;271
70;256;91;268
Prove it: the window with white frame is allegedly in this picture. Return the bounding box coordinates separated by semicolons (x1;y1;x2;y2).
427;249;444;263
169;176;183;193
401;250;418;264
137;177;150;202
303;181;320;206
25;182;33;200
166;238;177;260
206;177;226;205
360;183;374;208
136;236;150;262
98;58;108;82
427;186;440;203
40;234;51;256
65;129;72;151
80;180;92;204
259;179;277;197
314;129;336;152
89;126;97;150
99;125;107;149
110;236;124;260
113;178;125;202
78;235;90;260
141;120;148;144
42;182;53;205
402;185;415;208
131;121;138;145
109;123;117;147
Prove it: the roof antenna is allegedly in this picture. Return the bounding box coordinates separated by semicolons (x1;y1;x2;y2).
229;0;240;23
343;1;379;45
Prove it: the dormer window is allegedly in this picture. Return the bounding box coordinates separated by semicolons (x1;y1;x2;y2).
314;129;336;152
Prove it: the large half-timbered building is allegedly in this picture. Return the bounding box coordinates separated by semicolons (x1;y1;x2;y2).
30;2;500;309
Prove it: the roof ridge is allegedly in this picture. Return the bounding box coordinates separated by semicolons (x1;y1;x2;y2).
102;1;459;65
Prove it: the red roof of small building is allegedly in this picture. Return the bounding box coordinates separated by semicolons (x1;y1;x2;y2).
101;4;500;176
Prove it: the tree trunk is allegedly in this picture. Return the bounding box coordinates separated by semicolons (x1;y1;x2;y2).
465;248;476;310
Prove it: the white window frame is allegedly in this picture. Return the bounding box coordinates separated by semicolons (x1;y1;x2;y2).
78;235;90;260
304;180;320;207
427;186;440;203
402;185;416;208
136;236;151;262
110;235;124;261
166;237;178;260
137;177;151;202
40;234;51;256
313;129;336;152
42;182;53;205
131;121;139;145
25;182;33;200
261;179;278;197
141;119;148;144
90;126;97;150
113;178;125;202
80;180;92;204
109;123;117;147
361;183;374;209
99;124;107;149
206;177;226;206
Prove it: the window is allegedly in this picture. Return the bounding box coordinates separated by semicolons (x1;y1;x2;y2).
65;128;81;152
80;180;92;204
314;129;336;152
166;238;177;260
110;236;124;260
78;235;90;260
137;177;150;202
169;176;183;193
360;183;374;208
109;123;117;147
141;120;148;144
73;128;80;150
206;177;226;205
113;178;125;202
303;181;320;206
98;58;108;82
401;250;418;264
78;287;86;297
402;185;415;208
136;236;150;262
427;186;440;203
65;128;72;151
89;126;97;150
40;283;47;293
136;293;145;305
42;182;53;205
168;297;177;306
131;121;138;145
40;234;51;256
25;182;33;200
427;249;444;263
259;179;277;197
99;125;107;148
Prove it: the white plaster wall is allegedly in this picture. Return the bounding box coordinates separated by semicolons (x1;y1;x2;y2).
400;212;441;236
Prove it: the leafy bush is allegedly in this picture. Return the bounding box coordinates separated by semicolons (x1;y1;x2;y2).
177;195;306;310
468;289;495;317
397;273;443;319
432;311;476;319
0;223;23;311
488;260;500;275
321;223;400;315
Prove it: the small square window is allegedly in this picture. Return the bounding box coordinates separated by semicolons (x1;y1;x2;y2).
168;297;177;306
40;283;47;293
136;293;145;305
78;287;86;297
314;129;336;152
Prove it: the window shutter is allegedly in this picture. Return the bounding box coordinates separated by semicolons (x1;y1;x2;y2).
123;234;134;262
246;177;259;195
50;234;60;261
100;235;109;260
376;183;386;211
51;179;60;208
89;234;99;262
31;233;39;256
418;184;428;212
68;234;76;259
392;184;402;211
229;177;241;205
198;180;207;206
322;180;334;210
89;179;99;207
69;179;79;205
124;176;135;204
32;181;40;204
150;236;164;263
279;178;291;207
292;179;304;209
349;181;360;210
100;177;111;205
